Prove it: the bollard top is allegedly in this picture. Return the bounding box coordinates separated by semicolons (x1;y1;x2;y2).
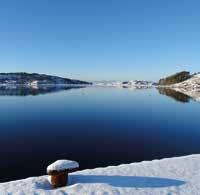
47;160;79;174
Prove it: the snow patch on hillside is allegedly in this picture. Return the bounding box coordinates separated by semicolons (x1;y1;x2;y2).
1;154;200;194
172;73;200;90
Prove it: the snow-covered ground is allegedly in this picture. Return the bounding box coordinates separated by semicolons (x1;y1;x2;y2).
1;154;200;195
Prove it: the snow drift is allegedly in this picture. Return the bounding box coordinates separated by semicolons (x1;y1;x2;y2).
0;154;200;195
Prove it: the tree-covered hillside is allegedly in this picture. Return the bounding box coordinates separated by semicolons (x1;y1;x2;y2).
0;72;92;85
158;71;191;85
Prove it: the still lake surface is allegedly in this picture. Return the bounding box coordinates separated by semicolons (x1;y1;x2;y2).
0;86;200;182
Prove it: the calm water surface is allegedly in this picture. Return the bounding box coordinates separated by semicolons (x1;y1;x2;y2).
0;86;200;182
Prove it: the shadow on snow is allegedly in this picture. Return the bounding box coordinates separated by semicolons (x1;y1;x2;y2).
69;175;186;188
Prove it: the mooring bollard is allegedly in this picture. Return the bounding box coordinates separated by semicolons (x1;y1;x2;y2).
47;160;79;188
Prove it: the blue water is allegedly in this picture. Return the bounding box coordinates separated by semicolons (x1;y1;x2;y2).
0;86;200;182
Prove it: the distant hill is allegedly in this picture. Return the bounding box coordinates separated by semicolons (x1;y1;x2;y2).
94;80;155;88
158;71;191;85
122;80;156;86
0;72;92;85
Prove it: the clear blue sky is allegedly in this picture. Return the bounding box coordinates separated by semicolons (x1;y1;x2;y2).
0;0;199;81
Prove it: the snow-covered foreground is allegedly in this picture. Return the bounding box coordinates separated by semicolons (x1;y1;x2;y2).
1;154;200;195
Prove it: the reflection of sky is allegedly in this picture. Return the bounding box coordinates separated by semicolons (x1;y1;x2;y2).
0;87;200;181
0;87;199;136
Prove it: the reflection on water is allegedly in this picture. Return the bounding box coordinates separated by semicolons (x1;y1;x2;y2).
0;85;86;96
0;85;199;103
122;86;152;90
157;87;191;103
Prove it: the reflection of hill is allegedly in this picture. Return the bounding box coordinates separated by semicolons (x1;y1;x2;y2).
0;85;86;96
122;85;151;90
157;87;190;103
172;88;200;102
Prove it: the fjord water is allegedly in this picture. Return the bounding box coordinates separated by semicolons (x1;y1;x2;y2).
0;86;200;182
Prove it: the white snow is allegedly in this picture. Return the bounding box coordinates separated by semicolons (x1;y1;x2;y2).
1;154;200;194
47;160;79;172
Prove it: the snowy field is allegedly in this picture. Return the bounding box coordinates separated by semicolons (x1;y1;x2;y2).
0;154;200;194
